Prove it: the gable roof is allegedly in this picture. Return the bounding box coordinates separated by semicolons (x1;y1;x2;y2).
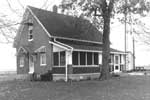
28;6;103;43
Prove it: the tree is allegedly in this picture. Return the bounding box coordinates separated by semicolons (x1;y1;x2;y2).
0;0;51;43
0;15;17;43
59;0;115;79
133;20;150;45
94;0;115;79
59;0;150;80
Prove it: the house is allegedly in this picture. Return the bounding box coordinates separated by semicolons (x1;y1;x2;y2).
14;6;127;81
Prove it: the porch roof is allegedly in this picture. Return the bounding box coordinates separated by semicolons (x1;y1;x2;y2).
64;42;103;52
55;39;125;54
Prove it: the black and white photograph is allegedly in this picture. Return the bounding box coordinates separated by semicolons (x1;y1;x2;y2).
0;0;150;100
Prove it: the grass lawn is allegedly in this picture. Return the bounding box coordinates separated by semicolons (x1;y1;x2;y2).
0;75;150;100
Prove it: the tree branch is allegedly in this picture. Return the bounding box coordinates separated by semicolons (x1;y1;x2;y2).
108;0;115;14
40;0;49;9
6;0;20;16
17;0;25;10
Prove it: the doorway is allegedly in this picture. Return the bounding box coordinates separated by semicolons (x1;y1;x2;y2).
29;55;34;73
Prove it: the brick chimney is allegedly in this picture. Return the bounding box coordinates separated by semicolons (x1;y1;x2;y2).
53;5;58;13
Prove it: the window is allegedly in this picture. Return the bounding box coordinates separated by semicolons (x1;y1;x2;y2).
40;53;46;66
72;51;99;66
28;19;33;41
60;51;65;66
110;54;114;64
73;51;79;65
28;25;33;41
80;52;86;65
54;52;59;66
87;52;92;65
115;56;119;64
53;51;66;66
94;53;98;65
20;56;24;67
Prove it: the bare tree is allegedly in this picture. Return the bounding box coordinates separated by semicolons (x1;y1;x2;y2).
0;0;51;43
133;21;150;45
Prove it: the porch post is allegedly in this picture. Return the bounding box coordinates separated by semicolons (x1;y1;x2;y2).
113;54;115;73
65;50;72;82
65;51;68;82
99;53;102;72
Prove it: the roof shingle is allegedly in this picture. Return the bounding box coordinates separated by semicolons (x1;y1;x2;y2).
56;39;124;53
28;6;103;43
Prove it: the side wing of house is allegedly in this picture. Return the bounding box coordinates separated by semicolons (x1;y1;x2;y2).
15;7;53;75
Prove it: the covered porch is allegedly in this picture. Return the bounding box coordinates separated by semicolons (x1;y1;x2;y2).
50;39;125;81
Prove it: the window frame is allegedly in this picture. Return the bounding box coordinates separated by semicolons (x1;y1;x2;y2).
87;52;92;65
40;53;46;66
93;52;99;65
80;52;86;65
115;55;119;64
54;52;59;66
60;51;66;66
28;19;34;41
28;30;33;41
53;51;66;67
20;56;24;67
72;51;79;65
72;51;99;67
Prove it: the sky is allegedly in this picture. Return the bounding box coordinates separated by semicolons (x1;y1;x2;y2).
110;19;150;66
0;0;150;71
0;0;62;71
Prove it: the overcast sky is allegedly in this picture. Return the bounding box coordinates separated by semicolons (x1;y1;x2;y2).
0;0;62;71
0;0;150;71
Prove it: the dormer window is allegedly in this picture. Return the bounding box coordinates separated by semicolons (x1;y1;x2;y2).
27;19;33;41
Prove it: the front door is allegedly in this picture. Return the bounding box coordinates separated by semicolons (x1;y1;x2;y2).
29;55;34;73
114;55;120;73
